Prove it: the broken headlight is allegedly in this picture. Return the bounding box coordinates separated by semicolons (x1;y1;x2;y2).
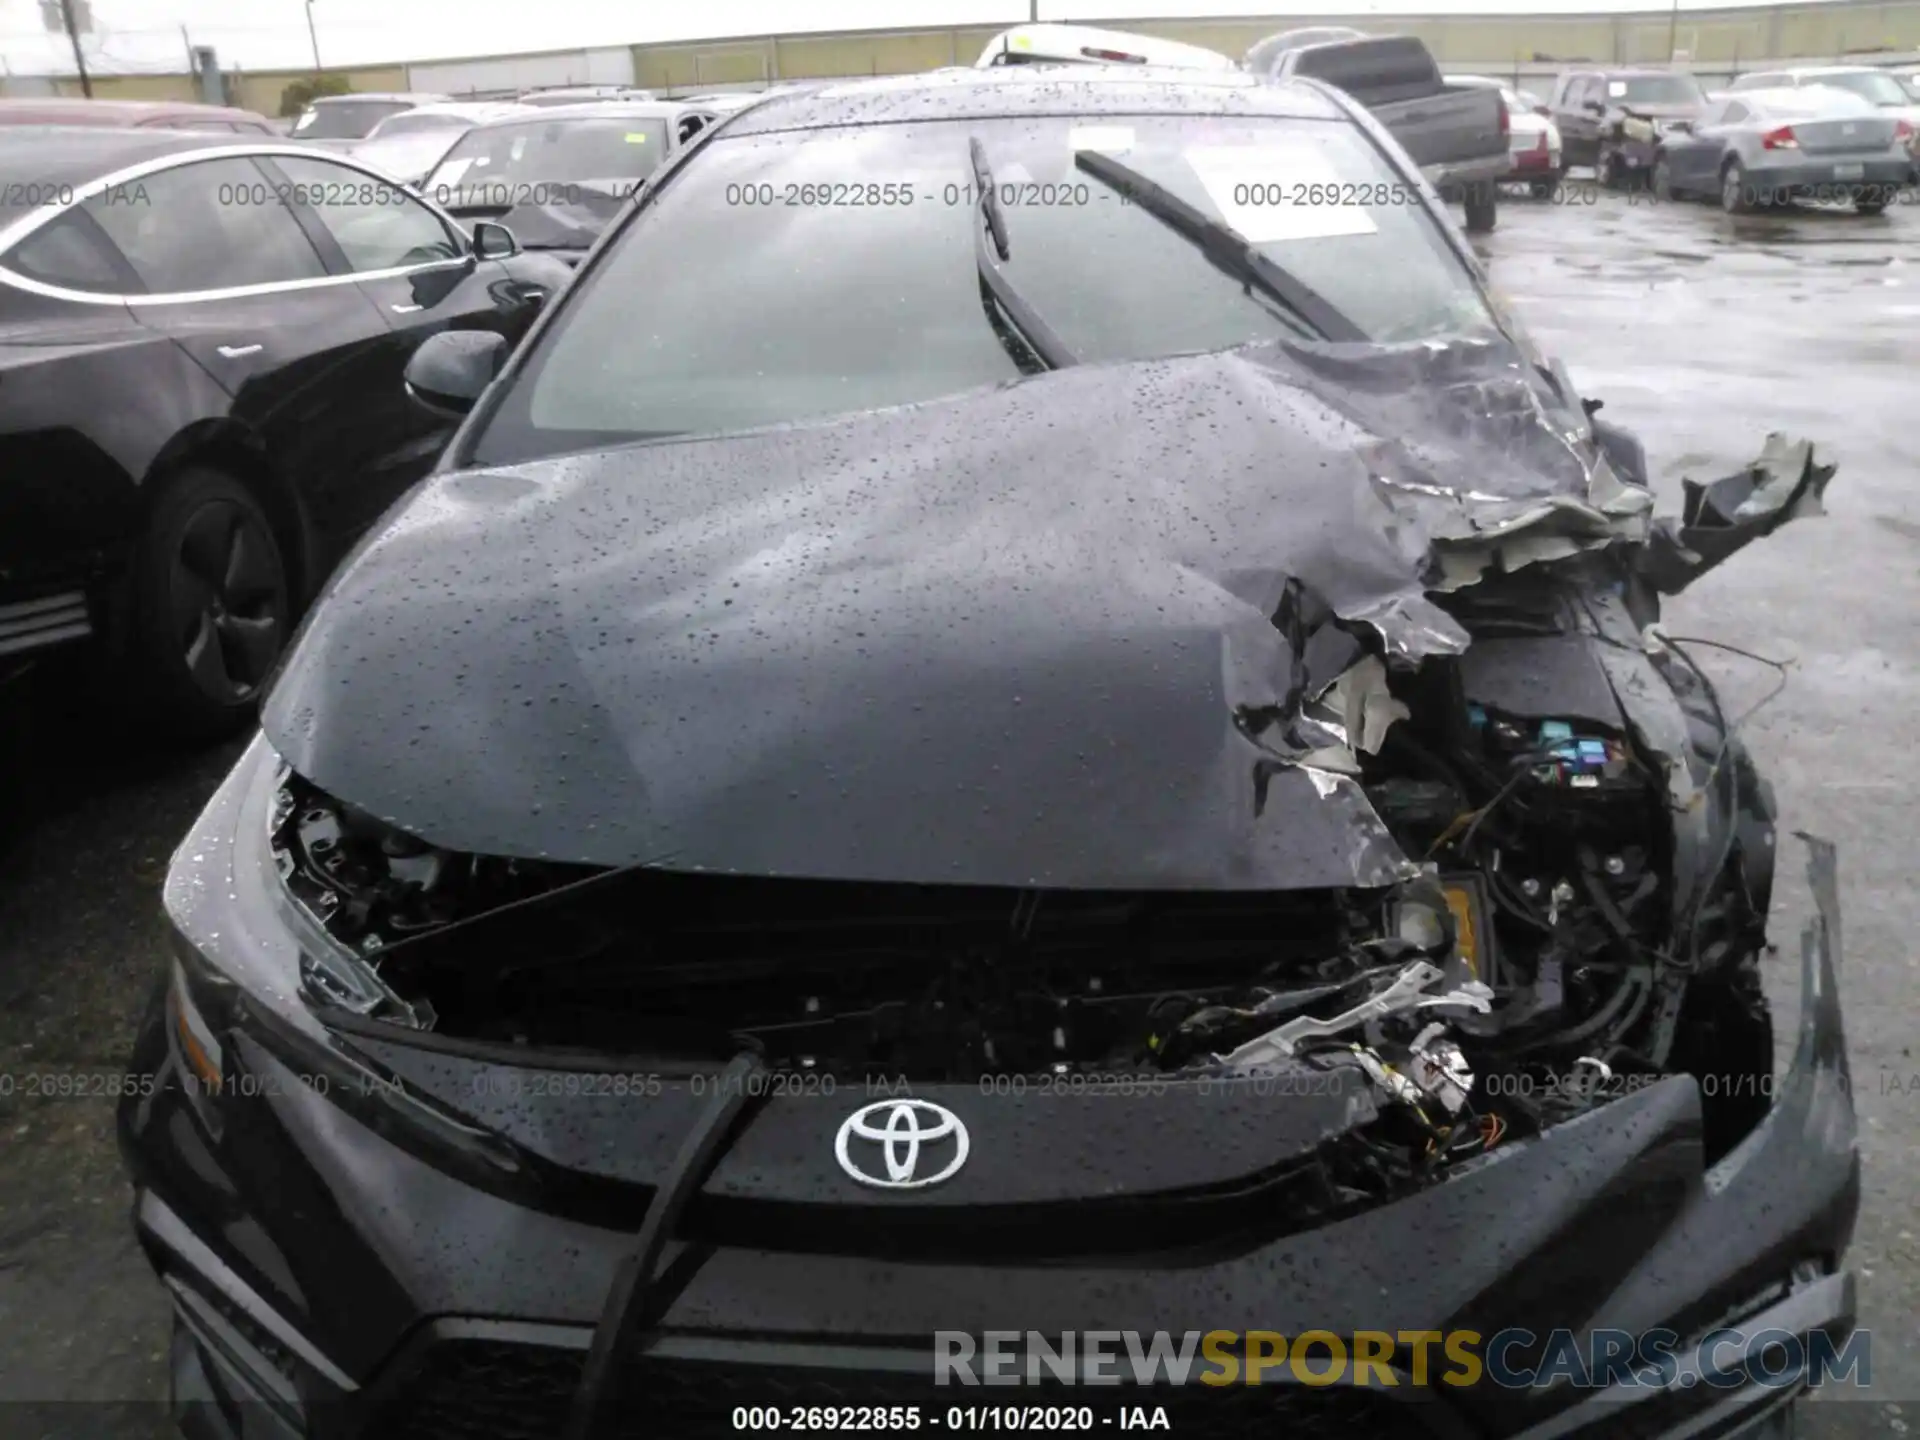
266;764;596;1028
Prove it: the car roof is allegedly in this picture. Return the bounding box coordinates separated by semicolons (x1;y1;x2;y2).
1730;85;1876;111
464;99;698;127
978;22;1239;70
721;66;1345;138
383;101;533;120
314;92;448;105
0;125;236;185
0;96;269;125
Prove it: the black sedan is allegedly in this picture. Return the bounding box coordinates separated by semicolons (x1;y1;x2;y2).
122;67;1855;1440
420;100;728;266
0;128;570;735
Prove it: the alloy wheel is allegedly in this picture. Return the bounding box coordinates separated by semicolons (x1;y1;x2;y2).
168;498;287;703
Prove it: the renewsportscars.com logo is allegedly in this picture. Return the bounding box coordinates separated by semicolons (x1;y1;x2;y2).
933;1328;1872;1391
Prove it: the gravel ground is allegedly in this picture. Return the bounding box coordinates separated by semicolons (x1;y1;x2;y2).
0;176;1913;1438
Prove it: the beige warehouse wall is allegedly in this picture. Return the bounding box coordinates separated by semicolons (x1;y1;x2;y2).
624;2;1920;75
29;1;1920;108
52;63;411;114
230;66;410;115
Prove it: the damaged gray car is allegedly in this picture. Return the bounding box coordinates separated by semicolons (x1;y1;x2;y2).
121;66;1856;1440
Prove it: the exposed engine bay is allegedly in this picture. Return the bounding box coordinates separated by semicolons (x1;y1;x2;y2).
271;578;1780;1200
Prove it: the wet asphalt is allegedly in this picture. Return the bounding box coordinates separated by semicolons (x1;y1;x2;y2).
0;176;1914;1438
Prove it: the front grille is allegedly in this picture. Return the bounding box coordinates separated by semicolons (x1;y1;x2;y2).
0;590;90;658
365;1339;1455;1440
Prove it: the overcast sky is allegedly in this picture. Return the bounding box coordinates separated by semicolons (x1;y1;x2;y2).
0;0;1871;79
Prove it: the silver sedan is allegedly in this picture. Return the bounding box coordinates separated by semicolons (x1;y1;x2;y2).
1652;85;1915;213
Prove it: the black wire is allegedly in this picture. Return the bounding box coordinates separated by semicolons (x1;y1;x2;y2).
1458;749;1555;859
565;1050;768;1440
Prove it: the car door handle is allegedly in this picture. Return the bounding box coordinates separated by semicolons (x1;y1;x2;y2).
216;344;262;358
391;303;424;314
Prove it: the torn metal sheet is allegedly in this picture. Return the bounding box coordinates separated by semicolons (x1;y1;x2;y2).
1637;434;1836;595
262;336;1829;890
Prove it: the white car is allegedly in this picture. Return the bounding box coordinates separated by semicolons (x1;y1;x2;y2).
1727;65;1920;161
975;22;1238;72
1450;75;1564;195
347;101;537;186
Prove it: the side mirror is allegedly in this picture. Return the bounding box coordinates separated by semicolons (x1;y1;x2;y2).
404;330;507;418
471;220;520;260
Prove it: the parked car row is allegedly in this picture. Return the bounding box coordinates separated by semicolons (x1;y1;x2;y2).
1543;63;1919;213
977;22;1511;231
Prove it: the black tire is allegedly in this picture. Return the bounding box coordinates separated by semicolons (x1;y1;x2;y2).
1652;154;1677;202
1857;198;1888;216
126;466;292;742
1463;179;1497;233
1528;175;1558;200
1721;160;1755;214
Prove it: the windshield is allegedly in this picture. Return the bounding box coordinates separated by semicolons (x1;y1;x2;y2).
426;117;669;194
1814;71;1912;107
470;115;1499;465
1613;74;1705;105
292;99;410;139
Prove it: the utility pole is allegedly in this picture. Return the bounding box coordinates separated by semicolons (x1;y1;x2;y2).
305;0;323;73
1667;0;1680;62
57;0;91;97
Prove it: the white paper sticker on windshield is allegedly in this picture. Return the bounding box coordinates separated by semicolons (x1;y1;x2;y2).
1069;125;1134;153
432;157;473;185
1607;80;1628;97
1184;145;1378;242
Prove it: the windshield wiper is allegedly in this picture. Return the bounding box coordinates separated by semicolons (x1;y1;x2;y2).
969;135;1078;370
1073;150;1368;345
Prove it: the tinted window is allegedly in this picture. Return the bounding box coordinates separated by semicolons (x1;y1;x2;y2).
425;117;669;197
271;155;463;272
81;157;325;293
3;208;139;292
292;100;411;140
473;115;1497;463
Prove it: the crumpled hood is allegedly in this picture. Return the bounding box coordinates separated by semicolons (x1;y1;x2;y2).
261;337;1814;891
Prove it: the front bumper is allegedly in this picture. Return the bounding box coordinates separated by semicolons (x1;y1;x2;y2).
119;749;1862;1440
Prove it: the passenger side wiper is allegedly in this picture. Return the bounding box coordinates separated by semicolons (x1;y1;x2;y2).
1073;150;1368;345
969;135;1079;370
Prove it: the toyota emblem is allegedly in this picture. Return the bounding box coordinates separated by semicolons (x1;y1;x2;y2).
834;1100;970;1189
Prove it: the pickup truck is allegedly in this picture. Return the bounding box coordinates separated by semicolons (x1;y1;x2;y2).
1251;33;1510;232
